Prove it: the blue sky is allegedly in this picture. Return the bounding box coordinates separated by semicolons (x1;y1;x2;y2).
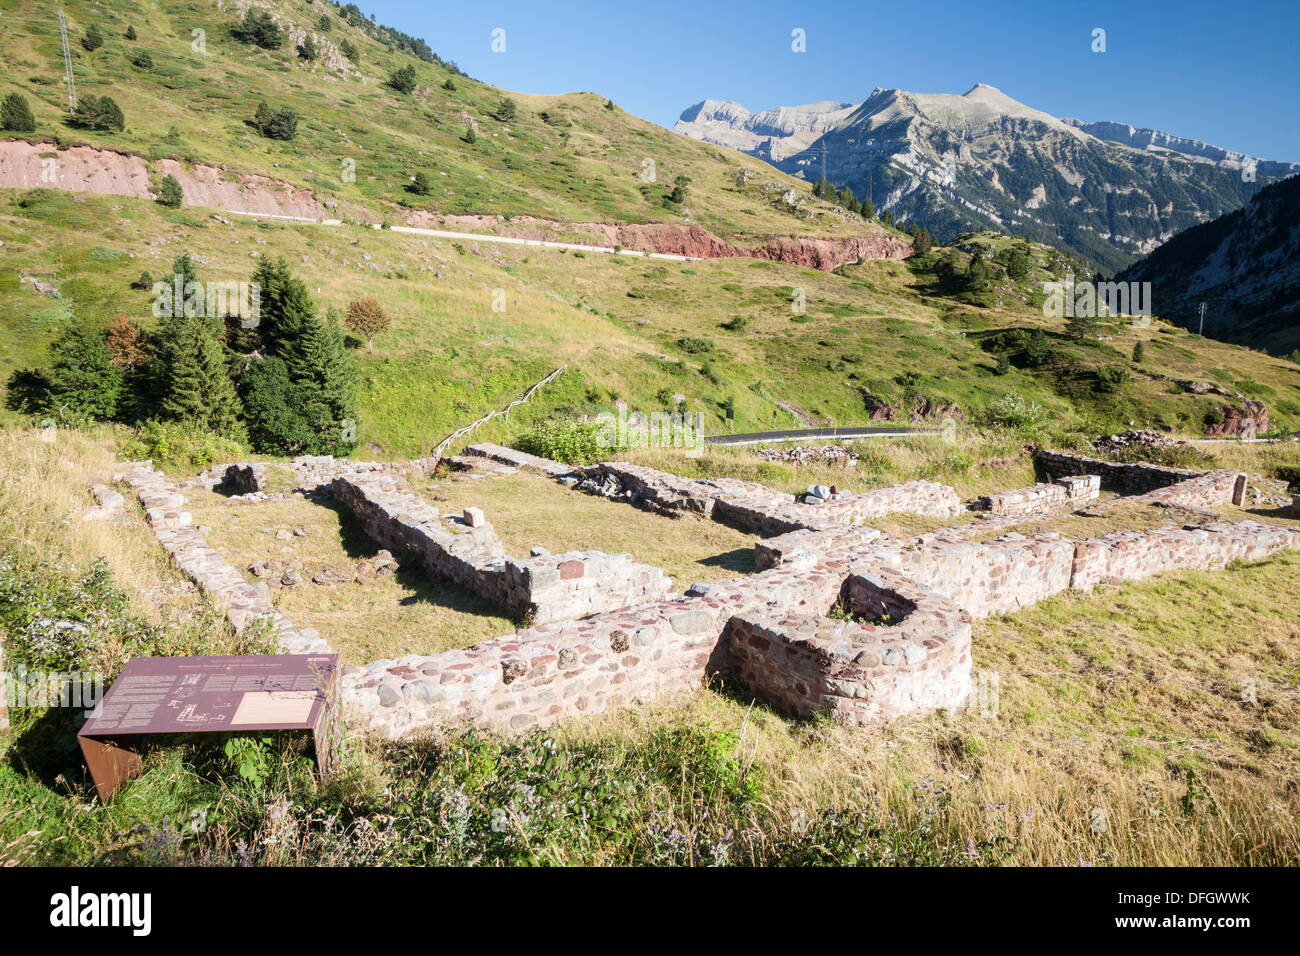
364;0;1300;161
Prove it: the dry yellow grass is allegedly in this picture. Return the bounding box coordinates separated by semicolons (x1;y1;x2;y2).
183;488;514;664
418;471;756;583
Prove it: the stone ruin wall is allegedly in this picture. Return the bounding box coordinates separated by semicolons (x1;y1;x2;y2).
330;474;673;625
728;569;972;727
976;474;1100;516
117;462;329;655
1037;449;1204;493
95;443;1300;743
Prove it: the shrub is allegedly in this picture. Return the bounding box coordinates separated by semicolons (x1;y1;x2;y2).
462;126;476;144
71;95;125;132
157;173;183;208
410;171;430;196
253;101;298;140
119;419;245;471
677;336;713;354
339;38;358;61
125;25;137;40
495;97;517;122
131;50;153;69
1;92;36;132
81;24;104;51
722;316;749;332
388;65;418;94
516;419;606;465
982;390;1049;431
232;9;284;49
443;77;456;91
297;36;318;61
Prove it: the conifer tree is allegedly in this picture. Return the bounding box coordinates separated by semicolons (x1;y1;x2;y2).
46;324;122;420
160;317;243;438
0;92;36;132
283;308;358;454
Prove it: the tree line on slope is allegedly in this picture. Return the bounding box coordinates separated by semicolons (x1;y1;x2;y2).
9;256;368;461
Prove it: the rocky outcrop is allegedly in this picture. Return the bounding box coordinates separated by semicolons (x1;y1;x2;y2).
1206;400;1270;437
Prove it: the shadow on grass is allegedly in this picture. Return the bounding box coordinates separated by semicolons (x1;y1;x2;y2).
697;546;755;576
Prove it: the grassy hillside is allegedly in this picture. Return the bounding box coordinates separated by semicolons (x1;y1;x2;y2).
0;0;879;240
5;191;1300;461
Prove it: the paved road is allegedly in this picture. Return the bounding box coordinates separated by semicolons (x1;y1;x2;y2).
221;209;698;261
705;426;938;446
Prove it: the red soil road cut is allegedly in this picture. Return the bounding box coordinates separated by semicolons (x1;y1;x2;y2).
420;212;913;270
0;140;911;269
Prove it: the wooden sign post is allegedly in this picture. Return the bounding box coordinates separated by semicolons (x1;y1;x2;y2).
78;654;340;802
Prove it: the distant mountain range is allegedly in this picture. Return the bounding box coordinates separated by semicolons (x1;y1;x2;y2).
675;85;1299;273
1118;173;1300;355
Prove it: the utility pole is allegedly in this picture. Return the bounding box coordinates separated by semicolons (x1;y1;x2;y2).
820;141;827;189
1197;301;1207;336
58;11;77;115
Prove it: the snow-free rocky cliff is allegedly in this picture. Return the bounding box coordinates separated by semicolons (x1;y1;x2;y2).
676;84;1299;273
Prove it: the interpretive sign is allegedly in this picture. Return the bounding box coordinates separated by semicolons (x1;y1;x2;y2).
78;654;340;802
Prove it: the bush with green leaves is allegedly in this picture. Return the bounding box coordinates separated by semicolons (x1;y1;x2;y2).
118;419;244;473
81;24;104;51
157;173;183;208
677;336;713;354
71;95;125;132
253;101;298;140
0;92;35;132
495;98;517;122
981;389;1049;431
388;64;418;94
232;9;284;49
409;171;430;196
516;418;607;464
131;50;153;69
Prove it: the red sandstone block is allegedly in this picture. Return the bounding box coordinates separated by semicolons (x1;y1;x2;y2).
558;560;585;580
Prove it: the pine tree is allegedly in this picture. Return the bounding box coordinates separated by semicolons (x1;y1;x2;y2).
158;173;183;207
46;324;122;420
252;257;317;348
443;77;456;91
388;65;417;94
410;171;430;196
283;309;358;454
1132;341;1145;364
860;196;875;220
254;101;274;134
1066;312;1099;341
125;25;137;40
160;317;242;437
1;92;35;132
881;209;894;228
82;24;104;51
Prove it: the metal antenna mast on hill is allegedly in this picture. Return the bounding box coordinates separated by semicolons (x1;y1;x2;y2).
820;141;827;187
1197;301;1207;336
58;11;77;115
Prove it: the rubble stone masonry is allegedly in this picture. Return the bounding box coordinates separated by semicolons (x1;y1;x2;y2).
117;462;329;655
331;473;673;624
